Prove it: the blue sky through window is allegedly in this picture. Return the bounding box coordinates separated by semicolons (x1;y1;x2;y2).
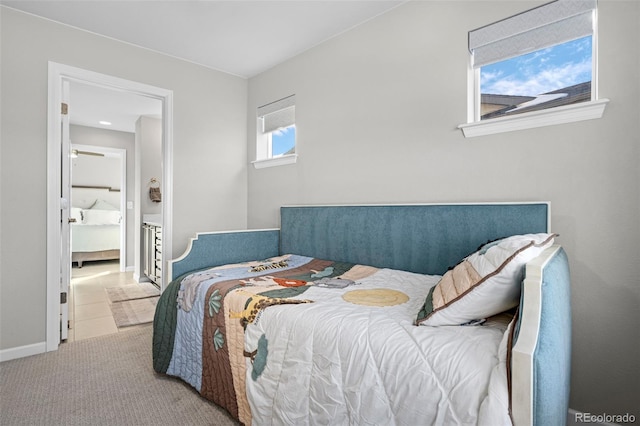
480;36;592;97
271;125;295;156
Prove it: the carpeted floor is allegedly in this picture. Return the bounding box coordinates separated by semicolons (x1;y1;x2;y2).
0;324;240;426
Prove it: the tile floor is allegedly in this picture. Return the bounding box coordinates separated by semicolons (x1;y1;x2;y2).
68;260;142;342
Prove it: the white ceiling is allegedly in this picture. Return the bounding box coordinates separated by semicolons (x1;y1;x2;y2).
68;80;164;133
3;0;404;133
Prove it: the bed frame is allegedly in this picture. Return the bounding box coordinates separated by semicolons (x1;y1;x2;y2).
168;203;571;426
72;249;120;268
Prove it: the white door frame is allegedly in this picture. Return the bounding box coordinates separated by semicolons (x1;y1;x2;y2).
47;62;174;352
60;80;71;342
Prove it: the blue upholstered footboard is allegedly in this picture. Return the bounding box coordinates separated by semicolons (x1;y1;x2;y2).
169;229;279;280
512;245;572;426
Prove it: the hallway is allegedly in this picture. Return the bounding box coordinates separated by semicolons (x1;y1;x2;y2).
68;260;142;341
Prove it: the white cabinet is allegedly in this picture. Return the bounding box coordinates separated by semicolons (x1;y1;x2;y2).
143;223;162;285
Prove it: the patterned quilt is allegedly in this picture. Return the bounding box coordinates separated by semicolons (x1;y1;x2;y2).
152;254;372;425
153;254;512;425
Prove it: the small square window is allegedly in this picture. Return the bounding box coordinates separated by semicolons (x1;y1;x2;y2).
254;95;297;168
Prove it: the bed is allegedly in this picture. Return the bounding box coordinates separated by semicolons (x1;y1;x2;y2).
70;200;121;268
153;203;571;426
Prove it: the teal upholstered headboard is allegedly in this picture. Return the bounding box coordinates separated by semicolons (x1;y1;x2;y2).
171;203;550;280
280;203;549;275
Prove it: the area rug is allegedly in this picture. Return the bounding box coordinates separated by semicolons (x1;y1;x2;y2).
105;282;160;303
109;297;159;328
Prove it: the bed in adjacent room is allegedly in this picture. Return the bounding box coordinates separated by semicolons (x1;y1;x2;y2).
153;203;572;426
70;199;122;267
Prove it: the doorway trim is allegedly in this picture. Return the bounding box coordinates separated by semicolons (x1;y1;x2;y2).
47;62;174;352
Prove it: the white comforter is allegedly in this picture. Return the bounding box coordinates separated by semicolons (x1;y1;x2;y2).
71;223;120;252
244;268;512;426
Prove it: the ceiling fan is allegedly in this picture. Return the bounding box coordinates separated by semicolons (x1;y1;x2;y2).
71;149;104;157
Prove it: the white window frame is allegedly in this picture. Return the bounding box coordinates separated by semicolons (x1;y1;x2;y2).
253;95;297;169
459;0;609;138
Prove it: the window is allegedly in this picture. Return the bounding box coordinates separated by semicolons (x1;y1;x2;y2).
254;95;296;168
480;36;592;120
271;125;296;157
459;0;608;137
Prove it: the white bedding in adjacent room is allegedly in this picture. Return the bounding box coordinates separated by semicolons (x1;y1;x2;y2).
71;223;120;252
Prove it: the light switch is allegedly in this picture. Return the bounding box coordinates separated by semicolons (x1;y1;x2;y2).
127;201;134;209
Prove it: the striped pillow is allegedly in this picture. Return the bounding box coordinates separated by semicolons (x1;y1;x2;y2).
416;233;556;326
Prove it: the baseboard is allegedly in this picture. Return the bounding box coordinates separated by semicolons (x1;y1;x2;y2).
568;408;632;426
0;341;46;362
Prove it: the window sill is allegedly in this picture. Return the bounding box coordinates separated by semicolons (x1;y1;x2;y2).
252;154;298;169
458;98;609;138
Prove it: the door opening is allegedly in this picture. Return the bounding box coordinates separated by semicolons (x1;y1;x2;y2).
47;62;173;351
70;144;126;273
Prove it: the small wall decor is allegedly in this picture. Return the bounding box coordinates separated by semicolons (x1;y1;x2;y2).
149;177;161;203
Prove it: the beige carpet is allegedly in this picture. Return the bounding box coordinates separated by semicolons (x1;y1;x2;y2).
105;282;160;303
0;325;240;426
110;296;159;328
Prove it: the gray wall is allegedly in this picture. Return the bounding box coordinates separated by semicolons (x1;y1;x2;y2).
136;116;162;217
70;125;135;267
0;8;248;349
135;116;163;279
247;0;639;418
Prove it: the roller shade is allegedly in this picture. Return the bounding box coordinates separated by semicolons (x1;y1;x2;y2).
469;0;596;68
258;95;295;134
